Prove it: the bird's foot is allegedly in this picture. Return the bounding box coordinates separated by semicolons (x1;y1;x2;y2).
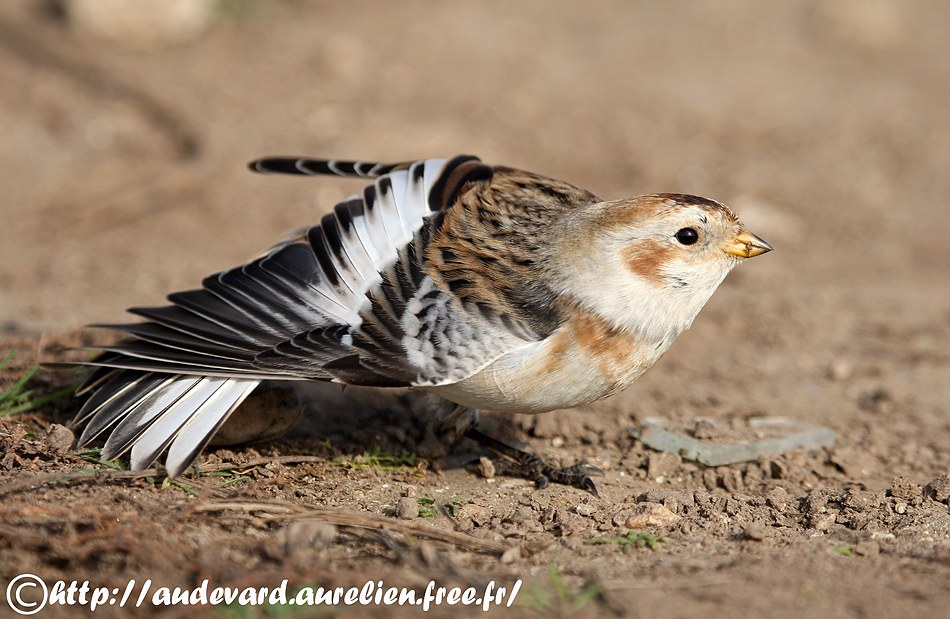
464;428;603;497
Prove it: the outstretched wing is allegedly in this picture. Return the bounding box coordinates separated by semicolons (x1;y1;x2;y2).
72;154;562;474
82;155;536;384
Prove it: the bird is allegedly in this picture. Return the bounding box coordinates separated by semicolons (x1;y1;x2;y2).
69;154;771;493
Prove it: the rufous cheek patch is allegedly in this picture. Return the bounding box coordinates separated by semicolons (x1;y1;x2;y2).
621;240;674;287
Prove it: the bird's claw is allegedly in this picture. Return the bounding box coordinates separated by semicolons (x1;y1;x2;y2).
533;462;602;497
463;428;602;496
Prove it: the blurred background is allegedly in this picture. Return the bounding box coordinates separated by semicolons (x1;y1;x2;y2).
3;3;950;613
2;0;947;334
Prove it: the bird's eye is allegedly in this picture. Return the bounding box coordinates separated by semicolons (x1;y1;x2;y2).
675;227;699;245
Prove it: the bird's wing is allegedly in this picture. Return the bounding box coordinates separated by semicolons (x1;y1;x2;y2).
81;154;548;385
245;158;599;388
73;155;586;473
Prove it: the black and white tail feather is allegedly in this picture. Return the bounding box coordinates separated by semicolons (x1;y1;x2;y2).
72;155;523;477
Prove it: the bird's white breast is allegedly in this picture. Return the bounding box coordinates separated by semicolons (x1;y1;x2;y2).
425;312;670;414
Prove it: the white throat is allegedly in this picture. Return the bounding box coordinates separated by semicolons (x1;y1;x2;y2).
564;259;733;345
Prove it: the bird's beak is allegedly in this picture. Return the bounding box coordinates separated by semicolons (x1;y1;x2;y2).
725;230;773;258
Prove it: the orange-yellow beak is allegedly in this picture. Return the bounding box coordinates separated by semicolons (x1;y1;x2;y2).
725;229;773;258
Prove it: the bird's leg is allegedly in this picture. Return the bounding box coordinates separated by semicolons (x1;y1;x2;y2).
417;400;482;457
464;427;604;497
433;404;481;444
421;399;603;495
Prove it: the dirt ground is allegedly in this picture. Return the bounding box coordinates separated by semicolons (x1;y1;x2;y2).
2;1;950;617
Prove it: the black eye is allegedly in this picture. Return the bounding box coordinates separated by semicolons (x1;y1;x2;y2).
675;227;699;245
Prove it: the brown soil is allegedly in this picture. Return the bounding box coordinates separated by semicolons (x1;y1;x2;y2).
2;1;950;617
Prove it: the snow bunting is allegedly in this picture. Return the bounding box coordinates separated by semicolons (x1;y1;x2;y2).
70;155;771;491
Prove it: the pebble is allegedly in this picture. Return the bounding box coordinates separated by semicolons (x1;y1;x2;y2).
45;424;75;454
396;497;419;520
924;475;950;503
477;456;495;480
575;503;597;517
810;513;837;531
625;503;681;529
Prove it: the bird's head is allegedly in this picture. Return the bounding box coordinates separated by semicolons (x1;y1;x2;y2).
551;193;772;342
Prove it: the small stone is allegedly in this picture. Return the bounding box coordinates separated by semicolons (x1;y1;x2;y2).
575;503;597;517
894;502;907;515
766;487;790;511
924;475;950;503
45;424;75;454
396;497;419;520
477;456;495;480
810;512;837;531
625;502;681;529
